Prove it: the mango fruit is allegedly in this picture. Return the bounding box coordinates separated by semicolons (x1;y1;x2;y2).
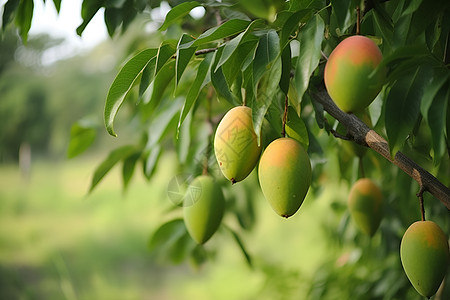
258;138;311;218
348;178;383;236
324;35;384;113
400;221;449;298
214;106;261;184
183;175;225;244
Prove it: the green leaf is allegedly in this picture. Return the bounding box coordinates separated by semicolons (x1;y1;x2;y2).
2;0;20;30
426;82;449;165
52;0;61;13
104;48;158;136
155;41;177;76
175;34;197;87
176;110;192;164
280;9;313;50
331;0;355;32
211;47;239;105
221;39;259;87
138;56;157;99
285;106;309;149
104;7;121;36
159;1;201;31
420;69;449;120
253;29;280;84
145;60;176;115
89;145;136;193
122;151;140;190
224;225;252;268
279;44;292;95
252;56;282;144
144;144;161;179
177;52;214;134
294;14;324;103
67;120;97;159
148;218;196;264
214;19;264;72
385;66;433;155
77;0;104;36
189;19;251;47
15;0;33;42
147;96;185;148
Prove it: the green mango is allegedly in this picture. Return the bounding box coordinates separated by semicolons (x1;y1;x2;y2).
183;176;225;244
324;35;384;113
258;138;311;218
214;106;261;184
401;221;450;298
348;178;383;236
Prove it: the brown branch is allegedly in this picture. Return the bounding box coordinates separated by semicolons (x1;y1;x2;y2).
312;84;450;210
356;6;361;35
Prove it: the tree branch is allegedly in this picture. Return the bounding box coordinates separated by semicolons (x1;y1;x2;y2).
311;84;450;210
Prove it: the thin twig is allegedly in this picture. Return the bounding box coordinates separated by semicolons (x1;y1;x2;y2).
281;95;288;137
171;48;217;59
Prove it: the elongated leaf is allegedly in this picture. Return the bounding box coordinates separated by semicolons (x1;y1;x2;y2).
178;52;214;134
385;66;433;155
253;29;280;84
420;69;449;120
138;56;157;99
147;96;185;148
159;1;201;31
279;44;291;95
176;34;197;86
211;48;238;105
90;145;136;193
144;144;161;179
67;120;97;159
188;19;251;47
155;41;177;76
122;151;140;190
104;48;158;136
144;60;176;117
52;0;62;13
77;0;104;36
15;0;33;42
285;106;309;149
427;83;449;165
224;225;252;268
294;14;324;103
280;9;313;49
252;56;282;144
214;19;264;72
222;39;259;86
2;0;20;30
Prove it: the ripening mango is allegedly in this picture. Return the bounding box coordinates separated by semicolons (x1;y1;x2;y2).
324;35;384;113
183;175;225;244
348;178;383;236
400;221;450;298
214;106;261;184
258;138;311;218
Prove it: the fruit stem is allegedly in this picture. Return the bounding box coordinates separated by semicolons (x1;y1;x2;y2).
356;6;361;35
417;185;426;221
281;95;288;137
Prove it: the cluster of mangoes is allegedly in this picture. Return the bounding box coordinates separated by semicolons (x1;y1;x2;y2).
183;105;312;244
182;34;449;298
326;36;449;299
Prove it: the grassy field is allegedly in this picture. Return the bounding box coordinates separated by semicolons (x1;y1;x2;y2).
0;153;345;300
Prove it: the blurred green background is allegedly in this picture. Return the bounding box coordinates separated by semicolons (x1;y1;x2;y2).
1;3;449;300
